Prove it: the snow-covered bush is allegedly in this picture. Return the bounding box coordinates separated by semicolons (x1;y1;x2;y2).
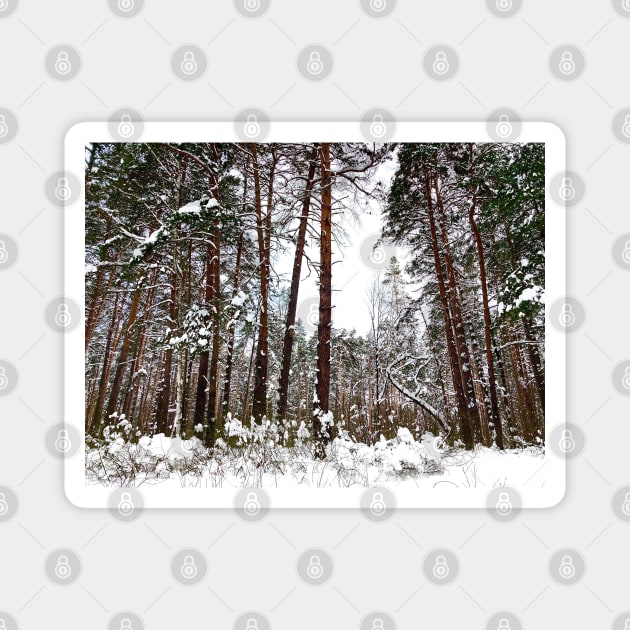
86;413;449;488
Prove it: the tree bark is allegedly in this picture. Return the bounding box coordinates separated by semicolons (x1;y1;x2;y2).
205;226;222;446
251;145;275;421
106;288;142;420
313;143;333;459
277;150;317;419
467;155;504;448
222;231;244;417
434;172;482;445
422;163;474;449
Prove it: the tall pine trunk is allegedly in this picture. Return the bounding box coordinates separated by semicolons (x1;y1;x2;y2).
467;159;504;448
222;232;244;417
251;145;275;421
422;164;474;449
434;173;482;445
105;288;142;420
313;143;333;459
205;227;222;446
276;151;317;419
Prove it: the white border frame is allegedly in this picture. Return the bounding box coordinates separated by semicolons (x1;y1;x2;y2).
65;122;566;509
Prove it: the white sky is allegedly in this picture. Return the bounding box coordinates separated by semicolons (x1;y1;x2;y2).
274;154;405;336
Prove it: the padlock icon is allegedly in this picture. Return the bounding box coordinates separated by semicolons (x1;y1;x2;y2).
244;0;261;11
0;367;8;390
621;492;630;517
558;51;576;76
558;177;575;201
54;303;72;328
307;303;319;328
117;491;134;516
244;114;261;138
432;555;449;579
369;491;386;516
54;554;72;579
623;0;630;11
119;618;134;630
558;554;576;579
495;114;513;138
622;115;630;138
620;240;630;265
496;0;513;11
243;491;261;516
623;619;630;630
369;0;387;12
622;366;630;391
117;114;135;139
0;0;8;11
496;491;513;516
558;303;575;327
245;619;260;630
181;51;198;76
55;429;72;453
369;114;387;139
306;554;324;580
0;619;7;630
432;51;449;76
181;555;198;579
306;51;324;76
559;429;575;453
55;177;72;202
0;240;8;264
0;115;8;138
497;619;512;630
371;618;385;630
118;0;135;11
54;51;72;76
370;243;386;264
0;492;8;516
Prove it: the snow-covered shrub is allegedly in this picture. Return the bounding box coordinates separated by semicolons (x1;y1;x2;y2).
86;417;447;488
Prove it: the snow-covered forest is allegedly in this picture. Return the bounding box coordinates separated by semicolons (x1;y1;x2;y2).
85;142;545;488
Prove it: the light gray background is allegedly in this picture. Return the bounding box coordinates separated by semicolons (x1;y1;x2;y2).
1;1;629;628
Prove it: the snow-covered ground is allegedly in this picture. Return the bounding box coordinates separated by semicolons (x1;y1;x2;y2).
86;423;546;491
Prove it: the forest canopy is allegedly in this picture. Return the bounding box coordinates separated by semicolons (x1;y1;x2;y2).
85;141;545;486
